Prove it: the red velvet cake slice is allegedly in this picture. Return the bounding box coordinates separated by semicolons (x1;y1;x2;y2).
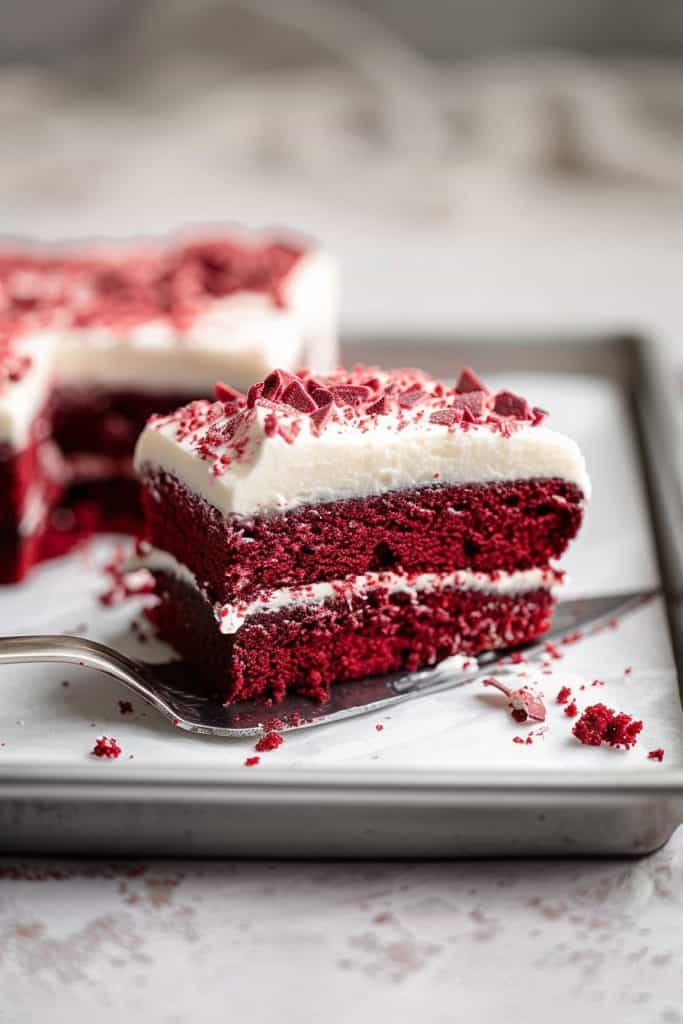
0;335;64;582
0;230;337;579
133;366;590;703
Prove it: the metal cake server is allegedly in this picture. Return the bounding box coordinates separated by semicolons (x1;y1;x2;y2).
0;589;655;737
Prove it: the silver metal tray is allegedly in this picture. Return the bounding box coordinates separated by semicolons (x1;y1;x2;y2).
1;333;682;857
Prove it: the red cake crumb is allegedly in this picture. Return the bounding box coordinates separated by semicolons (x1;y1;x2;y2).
544;642;562;660
513;735;534;745
91;735;122;759
254;731;283;753
375;723;384;732
625;667;632;675
592;679;605;687
564;700;579;718
648;748;665;762
482;677;546;723
118;700;133;715
572;703;643;749
562;631;583;645
556;686;572;704
244;756;260;767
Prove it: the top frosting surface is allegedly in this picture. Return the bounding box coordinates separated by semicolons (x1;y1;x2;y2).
0;235;305;342
134;365;591;517
0;232;331;445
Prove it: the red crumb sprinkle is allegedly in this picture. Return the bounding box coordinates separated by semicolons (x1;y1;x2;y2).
572;703;643;749
625;667;632;675
513;735;534;746
564;700;579;718
556;686;572;705
118;700;133;715
544;641;562;660
91;736;122;759
592;679;605;688
648;748;665;762
562;631;583;645
244;756;260;767
375;723;384;732
255;731;283;753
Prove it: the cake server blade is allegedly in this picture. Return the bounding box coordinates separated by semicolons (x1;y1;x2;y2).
0;589;657;738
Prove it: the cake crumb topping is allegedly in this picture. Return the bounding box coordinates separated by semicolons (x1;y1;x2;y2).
482;676;546;723
0;238;304;392
149;365;549;479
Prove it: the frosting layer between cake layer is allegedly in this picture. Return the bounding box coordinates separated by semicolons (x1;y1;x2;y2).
131;545;564;635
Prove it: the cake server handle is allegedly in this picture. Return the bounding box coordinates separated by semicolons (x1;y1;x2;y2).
0;634;182;725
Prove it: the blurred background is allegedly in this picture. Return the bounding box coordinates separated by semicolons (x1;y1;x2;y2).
1;0;682;339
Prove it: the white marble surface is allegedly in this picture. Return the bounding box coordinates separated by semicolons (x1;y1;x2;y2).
3;845;683;1024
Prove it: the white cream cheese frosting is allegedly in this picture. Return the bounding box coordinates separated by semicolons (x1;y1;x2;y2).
0;334;55;447
134;367;591;519
54;300;303;394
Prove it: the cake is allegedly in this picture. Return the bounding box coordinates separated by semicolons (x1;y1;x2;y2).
133;365;590;703
0;232;337;581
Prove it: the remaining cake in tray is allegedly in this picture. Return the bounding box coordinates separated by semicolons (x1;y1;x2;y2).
0;231;337;581
133;365;590;703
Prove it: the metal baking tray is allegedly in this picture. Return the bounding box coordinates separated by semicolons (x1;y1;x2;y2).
0;333;682;857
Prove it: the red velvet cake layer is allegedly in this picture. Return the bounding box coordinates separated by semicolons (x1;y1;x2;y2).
52;388;199;459
149;571;555;703
0;388;199;581
0;477;142;583
140;470;584;605
0;408;55;530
